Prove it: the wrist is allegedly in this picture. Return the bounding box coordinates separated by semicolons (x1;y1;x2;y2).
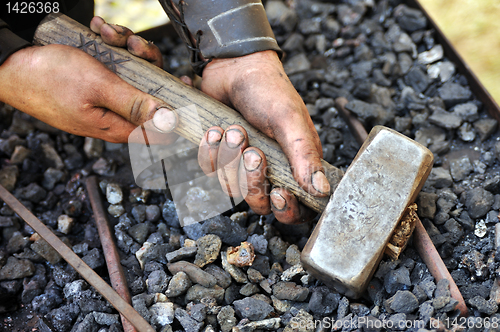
205;50;281;72
0;23;32;66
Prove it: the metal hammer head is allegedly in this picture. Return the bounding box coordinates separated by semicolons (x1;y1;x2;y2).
301;126;433;298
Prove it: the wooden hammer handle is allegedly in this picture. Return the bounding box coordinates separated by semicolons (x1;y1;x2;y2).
33;14;343;213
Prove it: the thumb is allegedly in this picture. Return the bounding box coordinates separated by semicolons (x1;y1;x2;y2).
95;73;178;134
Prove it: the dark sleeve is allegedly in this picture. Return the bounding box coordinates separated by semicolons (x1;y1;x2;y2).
0;19;31;66
158;0;282;76
0;1;66;66
0;0;91;65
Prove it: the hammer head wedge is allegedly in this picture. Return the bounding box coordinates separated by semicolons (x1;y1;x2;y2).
301;126;433;298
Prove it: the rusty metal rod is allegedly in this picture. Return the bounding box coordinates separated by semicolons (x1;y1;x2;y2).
414;217;468;316
86;176;137;332
0;184;155;332
335;97;468;317
335;97;368;144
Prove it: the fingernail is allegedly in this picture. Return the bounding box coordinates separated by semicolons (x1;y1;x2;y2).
225;129;244;148
136;35;149;45
243;151;262;171
207;130;222;146
271;191;286;210
108;23;123;34
153;108;177;133
312;171;330;195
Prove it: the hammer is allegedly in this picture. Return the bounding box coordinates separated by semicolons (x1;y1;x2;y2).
34;14;433;298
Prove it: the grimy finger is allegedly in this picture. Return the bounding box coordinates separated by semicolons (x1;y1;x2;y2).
88;57;178;138
217;125;248;198
223;55;330;198
87;107;178;145
90;16;105;34
180;75;193;86
271;110;329;197
99;23;134;48
198;126;223;177
239;147;271;215
270;187;315;224
127;35;163;68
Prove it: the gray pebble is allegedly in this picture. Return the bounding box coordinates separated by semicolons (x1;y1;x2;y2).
449;155;473;182
185;284;225;304
167;261;216;288
439;82;472;108
21;183;47;203
93;312;120;326
384;267;411;295
417;192;437;219
42;167;64;190
465;187;494;219
204;264;232;289
239;283;260;296
146;205;161;222
149;302;174;327
165;271;191;297
128;223;150;244
233;297;274;321
175;308;204;332
166;246;197;263
217;306;237;332
285;244;301;266
468;296;498;315
221;251;248;283
247;234;268;255
428;108;462;129
268;236;288;263
106;183;123;205
247;268;265;284
188;303;207;322
474;118;498;141
385;290;419;314
162;200;180;228
453;102;478;122
272;281;309;302
202;215;247;246
82;248;104;270
426;167;453;189
308;286;340;316
194;234;222;268
251;255;270;277
147;270;169;294
132;205;147;223
63;280;88;300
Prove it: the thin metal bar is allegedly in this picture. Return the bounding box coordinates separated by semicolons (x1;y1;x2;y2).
0;184;155;332
414;217;468;316
86;176;137;332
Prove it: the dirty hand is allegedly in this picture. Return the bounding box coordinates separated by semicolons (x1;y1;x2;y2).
197;50;327;224
0;16;177;144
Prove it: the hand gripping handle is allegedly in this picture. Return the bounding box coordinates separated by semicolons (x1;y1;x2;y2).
34;13;343;213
